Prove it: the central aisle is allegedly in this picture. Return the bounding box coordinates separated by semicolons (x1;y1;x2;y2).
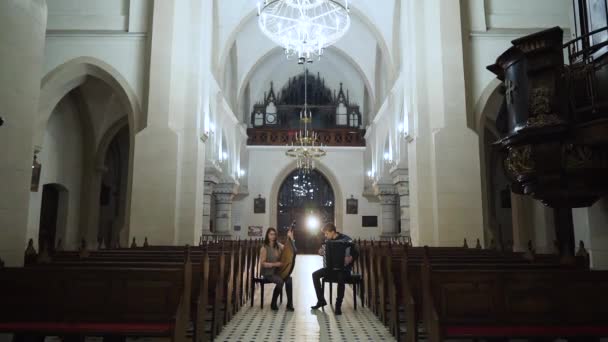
216;254;396;341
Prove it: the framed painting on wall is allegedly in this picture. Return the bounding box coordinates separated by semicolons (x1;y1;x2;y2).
248;226;263;237
346;196;358;214
254;194;266;213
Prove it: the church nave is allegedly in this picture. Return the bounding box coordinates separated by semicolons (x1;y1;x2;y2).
215;255;395;342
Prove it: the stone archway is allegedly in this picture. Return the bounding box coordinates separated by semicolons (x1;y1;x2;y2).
37;57;142;248
276;169;336;254
270;161;344;236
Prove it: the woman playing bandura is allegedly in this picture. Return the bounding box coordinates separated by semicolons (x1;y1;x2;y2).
260;227;294;311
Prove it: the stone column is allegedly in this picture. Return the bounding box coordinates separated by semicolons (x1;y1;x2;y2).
392;168;411;238
510;192;532;252
406;0;483;246
213;183;238;235
0;0;47;266
129;0;180;244
375;183;399;237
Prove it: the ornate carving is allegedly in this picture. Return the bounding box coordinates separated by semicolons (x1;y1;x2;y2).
563;144;593;168
526;87;563;128
505;145;535;176
247;128;365;147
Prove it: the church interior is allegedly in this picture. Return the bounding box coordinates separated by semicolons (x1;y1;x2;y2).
2;0;608;341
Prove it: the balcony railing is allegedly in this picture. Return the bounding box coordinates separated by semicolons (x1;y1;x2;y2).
247;128;366;147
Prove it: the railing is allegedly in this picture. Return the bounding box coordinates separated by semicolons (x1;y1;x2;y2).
247;128;366;147
563;25;608;120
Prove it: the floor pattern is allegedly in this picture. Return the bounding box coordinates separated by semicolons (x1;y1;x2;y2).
216;254;396;341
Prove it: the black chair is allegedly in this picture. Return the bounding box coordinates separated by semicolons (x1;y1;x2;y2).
322;273;363;310
251;276;283;308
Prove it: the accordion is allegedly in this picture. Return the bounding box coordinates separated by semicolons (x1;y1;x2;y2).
323;240;352;271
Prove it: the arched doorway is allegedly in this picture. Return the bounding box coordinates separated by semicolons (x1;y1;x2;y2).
98;126;129;248
38;184;68;252
277;169;335;254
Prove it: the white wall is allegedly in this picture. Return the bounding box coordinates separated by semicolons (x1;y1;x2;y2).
27;95;84;250
485;0;571;30
462;0;573;124
232;147;382;240
574;198;608;269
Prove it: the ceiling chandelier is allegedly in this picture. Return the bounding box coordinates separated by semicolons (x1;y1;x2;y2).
285;66;326;172
257;0;351;64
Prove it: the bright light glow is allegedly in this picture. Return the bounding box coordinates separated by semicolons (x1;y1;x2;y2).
239;169;246;177
383;152;391;160
222;152;228;161
398;122;404;133
306;215;321;232
258;0;351;63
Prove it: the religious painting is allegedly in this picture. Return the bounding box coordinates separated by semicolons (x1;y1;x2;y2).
30;154;41;192
346;197;358;214
248;225;263;237
254;195;266;213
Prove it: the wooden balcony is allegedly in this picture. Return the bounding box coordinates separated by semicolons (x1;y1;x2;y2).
246;128;366;147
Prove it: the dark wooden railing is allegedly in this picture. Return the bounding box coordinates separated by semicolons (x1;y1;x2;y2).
246;128;366;147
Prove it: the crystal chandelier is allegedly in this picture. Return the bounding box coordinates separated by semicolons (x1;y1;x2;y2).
285;66;326;172
257;0;351;63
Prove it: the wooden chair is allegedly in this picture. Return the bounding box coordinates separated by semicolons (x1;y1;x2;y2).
250;276;283;308
322;273;363;310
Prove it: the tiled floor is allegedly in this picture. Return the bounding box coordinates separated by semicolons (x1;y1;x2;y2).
216;255;396;341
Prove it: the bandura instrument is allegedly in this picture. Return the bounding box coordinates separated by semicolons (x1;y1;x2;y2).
278;221;297;280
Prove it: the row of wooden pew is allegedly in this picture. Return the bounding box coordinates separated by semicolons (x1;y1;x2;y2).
353;239;608;342
0;238;269;342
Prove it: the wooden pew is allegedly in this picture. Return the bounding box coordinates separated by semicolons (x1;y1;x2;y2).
357;240;588;342
29;241;243;342
421;262;608;341
0;262;191;342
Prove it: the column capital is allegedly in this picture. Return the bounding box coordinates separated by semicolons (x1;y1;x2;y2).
391;167;409;184
213;182;238;203
204;163;222;184
373;183;397;197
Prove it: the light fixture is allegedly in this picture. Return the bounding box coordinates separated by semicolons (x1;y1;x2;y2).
286;65;326;172
239;169;246;177
205;122;216;137
257;0;351;63
384;151;396;167
306;214;321;232
367;169;377;182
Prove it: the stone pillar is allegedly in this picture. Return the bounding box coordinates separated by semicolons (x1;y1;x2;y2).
392;168;411;237
510;192;532;252
407;0;483;246
129;0;180;244
375;184;399;237
213;183;238;235
0;0;47;266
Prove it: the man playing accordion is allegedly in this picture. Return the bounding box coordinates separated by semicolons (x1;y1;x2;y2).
311;223;358;315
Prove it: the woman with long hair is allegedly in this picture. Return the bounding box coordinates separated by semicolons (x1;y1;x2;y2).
260;227;294;311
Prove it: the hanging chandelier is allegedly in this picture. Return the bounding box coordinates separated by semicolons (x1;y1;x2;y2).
285;66;326;172
257;0;351;64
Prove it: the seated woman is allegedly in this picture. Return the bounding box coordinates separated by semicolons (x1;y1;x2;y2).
259;227;294;311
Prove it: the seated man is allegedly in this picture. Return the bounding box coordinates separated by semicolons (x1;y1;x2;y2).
311;223;358;315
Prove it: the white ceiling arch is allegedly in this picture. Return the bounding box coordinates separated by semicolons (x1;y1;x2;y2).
215;2;397;99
